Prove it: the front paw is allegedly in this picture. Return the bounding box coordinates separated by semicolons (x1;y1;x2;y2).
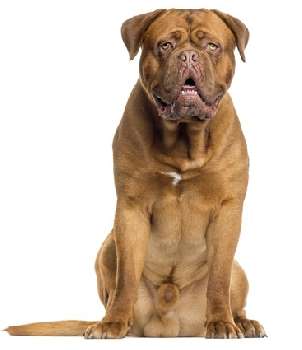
84;321;129;339
234;317;267;338
206;321;244;339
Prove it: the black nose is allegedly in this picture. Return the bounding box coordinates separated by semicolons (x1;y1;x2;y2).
178;50;199;64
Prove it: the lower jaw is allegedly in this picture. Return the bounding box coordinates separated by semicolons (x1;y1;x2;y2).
154;90;222;120
162;116;210;123
157;105;218;122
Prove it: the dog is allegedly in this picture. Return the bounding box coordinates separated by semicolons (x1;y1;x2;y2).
6;9;266;339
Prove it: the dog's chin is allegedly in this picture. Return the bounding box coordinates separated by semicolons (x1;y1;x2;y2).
153;86;221;123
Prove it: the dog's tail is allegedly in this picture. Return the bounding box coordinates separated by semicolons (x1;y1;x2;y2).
5;320;95;336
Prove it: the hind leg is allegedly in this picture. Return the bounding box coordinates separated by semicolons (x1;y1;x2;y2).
231;261;266;338
95;231;117;309
85;231;128;339
92;239;180;338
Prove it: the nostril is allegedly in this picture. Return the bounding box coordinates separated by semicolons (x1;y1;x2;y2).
179;53;187;62
191;53;198;62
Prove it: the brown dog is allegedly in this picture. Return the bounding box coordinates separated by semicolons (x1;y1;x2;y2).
6;9;266;339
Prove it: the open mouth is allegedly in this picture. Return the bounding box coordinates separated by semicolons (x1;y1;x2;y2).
180;78;199;97
153;77;222;122
154;78;203;109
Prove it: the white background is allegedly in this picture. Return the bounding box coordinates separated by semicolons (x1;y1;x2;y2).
0;0;301;349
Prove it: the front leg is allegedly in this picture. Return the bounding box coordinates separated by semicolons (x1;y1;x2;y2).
205;199;244;339
85;197;150;339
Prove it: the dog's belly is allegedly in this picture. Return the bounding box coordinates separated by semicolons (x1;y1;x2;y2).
132;177;220;336
143;182;211;288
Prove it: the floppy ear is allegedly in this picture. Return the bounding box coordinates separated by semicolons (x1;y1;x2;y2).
121;9;166;60
211;10;249;62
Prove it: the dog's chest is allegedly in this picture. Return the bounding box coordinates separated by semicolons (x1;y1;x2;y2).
144;173;219;285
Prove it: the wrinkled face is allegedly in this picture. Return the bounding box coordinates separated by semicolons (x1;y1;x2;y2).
139;10;238;122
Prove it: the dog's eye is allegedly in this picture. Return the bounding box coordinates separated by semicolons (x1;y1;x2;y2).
159;41;173;51
207;42;219;52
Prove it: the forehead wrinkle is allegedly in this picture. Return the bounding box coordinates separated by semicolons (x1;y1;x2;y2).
147;9;189;32
145;9;232;47
190;22;232;46
185;11;194;25
145;19;189;43
191;26;220;40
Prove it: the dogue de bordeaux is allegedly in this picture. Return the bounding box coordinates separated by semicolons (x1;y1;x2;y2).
6;9;266;339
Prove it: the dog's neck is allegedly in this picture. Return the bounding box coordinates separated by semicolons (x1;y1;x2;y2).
135;82;213;172
154;118;212;172
121;81;235;174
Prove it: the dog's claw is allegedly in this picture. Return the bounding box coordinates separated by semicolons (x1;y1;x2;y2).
206;321;244;339
234;317;267;338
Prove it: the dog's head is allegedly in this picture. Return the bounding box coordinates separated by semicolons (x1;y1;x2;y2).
121;9;249;122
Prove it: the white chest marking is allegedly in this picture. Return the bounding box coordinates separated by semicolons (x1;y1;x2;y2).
162;171;182;186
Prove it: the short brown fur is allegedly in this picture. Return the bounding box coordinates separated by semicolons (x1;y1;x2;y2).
6;9;265;339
